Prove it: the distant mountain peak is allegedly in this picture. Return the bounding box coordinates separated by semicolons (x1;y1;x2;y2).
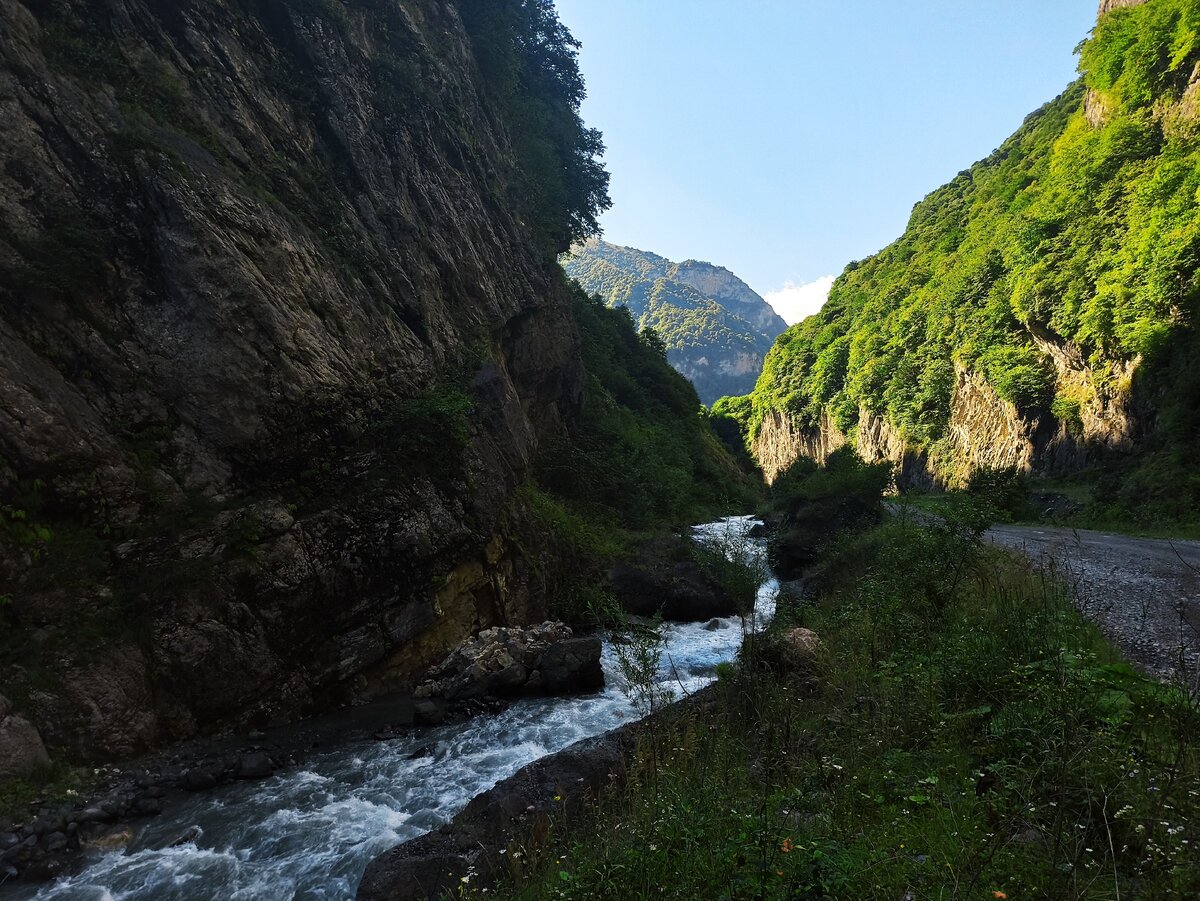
563;240;786;404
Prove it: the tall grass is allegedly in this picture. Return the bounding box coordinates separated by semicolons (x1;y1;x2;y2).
487;509;1200;900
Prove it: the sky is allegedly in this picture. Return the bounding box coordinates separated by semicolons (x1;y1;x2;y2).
555;0;1099;324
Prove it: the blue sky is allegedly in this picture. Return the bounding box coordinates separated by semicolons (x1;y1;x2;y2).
555;0;1099;323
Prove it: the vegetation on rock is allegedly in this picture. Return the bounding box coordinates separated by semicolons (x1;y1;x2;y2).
728;0;1200;524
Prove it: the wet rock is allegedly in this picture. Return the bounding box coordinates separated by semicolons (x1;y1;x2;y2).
182;767;220;791
414;623;601;704
608;558;737;622
43;832;68;853
234;752;274;780
133;797;162;816
81;825;133;851
75;807;114;825
167;826;202;848
535;638;603;694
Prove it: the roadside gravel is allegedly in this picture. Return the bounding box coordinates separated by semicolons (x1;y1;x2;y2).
986;524;1200;691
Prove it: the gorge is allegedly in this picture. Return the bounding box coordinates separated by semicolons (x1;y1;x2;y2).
2;0;1200;897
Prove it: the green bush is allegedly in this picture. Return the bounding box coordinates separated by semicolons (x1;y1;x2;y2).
770;446;892;512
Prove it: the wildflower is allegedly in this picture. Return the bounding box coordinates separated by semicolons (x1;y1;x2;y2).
993;892;1007;899
781;838;794;853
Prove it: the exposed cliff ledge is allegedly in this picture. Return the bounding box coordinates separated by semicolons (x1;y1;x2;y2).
0;0;586;760
754;347;1136;490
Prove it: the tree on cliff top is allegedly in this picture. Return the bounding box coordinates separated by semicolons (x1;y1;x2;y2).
460;0;611;255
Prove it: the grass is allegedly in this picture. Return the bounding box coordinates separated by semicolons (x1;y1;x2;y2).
484;498;1200;900
0;763;95;828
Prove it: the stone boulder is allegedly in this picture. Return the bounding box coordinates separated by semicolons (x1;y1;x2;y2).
0;696;51;782
414;623;602;702
608;558;737;622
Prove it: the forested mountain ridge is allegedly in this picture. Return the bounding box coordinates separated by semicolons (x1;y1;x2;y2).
724;0;1200;521
564;239;787;404
0;0;747;765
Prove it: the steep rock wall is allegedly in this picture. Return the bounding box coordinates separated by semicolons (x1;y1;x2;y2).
755;352;1134;490
0;0;583;760
752;410;845;484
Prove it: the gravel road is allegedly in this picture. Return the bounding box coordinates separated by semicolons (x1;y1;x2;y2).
986;523;1200;689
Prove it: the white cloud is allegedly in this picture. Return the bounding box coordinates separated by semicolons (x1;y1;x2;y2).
764;275;836;325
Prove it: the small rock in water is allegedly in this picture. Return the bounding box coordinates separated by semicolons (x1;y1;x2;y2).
234;752;274;779
168;826;202;848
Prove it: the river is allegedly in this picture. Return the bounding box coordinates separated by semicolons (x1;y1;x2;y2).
7;516;776;900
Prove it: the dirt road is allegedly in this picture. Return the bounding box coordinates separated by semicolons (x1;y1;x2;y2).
987;523;1200;688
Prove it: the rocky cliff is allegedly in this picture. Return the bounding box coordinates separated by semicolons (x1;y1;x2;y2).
0;0;599;761
740;0;1199;501
563;239;786;404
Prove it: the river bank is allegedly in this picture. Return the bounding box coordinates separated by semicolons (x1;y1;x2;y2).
0;516;775;899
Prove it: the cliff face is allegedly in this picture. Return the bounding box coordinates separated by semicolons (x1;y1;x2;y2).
0;0;587;759
743;0;1199;497
563;239;786;404
669;259;787;338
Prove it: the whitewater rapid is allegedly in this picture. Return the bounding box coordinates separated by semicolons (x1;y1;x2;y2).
5;516;775;900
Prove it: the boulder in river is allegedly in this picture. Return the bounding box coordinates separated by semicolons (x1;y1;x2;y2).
414;623;602;702
609;560;737;622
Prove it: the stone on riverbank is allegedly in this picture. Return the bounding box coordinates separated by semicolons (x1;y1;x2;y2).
0;696;51;782
414;623;602;702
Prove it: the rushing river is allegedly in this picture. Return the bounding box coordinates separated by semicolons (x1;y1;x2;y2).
7;516;776;900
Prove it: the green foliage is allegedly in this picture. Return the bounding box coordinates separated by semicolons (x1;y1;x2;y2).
535;286;759;531
371;387;474;481
459;0;610;255
496;513;1200;900
770;446;892;512
742;0;1200;500
0;761;94;826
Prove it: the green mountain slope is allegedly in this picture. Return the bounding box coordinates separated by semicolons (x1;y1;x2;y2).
732;0;1200;519
563;239;787;404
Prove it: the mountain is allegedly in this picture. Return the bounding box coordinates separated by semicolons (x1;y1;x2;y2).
563;239;787;404
0;0;747;764
728;0;1200;523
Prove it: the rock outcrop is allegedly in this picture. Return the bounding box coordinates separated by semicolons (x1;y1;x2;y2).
752;410;846;484
413;623;603;702
1099;0;1148;13
754;350;1136;490
0;0;586;762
